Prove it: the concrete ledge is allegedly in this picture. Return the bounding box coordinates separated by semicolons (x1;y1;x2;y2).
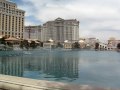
0;74;119;90
0;74;66;90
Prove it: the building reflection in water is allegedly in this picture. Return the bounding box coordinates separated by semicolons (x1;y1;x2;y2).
0;51;79;81
24;51;79;81
0;56;24;77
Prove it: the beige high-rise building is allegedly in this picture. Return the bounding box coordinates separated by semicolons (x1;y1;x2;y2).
0;0;25;38
41;18;79;42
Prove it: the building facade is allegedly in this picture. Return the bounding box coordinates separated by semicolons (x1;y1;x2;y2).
41;18;79;42
85;38;99;49
107;39;120;50
0;0;25;38
24;25;41;40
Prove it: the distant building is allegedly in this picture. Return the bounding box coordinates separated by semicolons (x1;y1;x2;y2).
64;42;73;49
99;43;107;50
43;39;56;49
85;38;99;49
0;0;25;38
41;18;79;42
24;25;42;40
78;39;86;49
107;39;120;50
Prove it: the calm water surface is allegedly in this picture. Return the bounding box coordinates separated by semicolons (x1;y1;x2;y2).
0;50;120;88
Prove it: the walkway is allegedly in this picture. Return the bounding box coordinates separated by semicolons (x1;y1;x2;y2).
0;74;119;90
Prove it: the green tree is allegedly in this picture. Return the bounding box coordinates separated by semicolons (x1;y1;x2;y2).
73;42;80;49
57;42;63;48
95;43;99;50
30;41;37;49
23;40;29;50
117;43;120;49
19;41;24;49
0;37;6;45
40;42;43;47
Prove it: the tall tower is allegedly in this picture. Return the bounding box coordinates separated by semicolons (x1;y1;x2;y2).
0;0;25;38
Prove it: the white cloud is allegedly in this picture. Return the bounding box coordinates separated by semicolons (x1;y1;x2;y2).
19;0;120;41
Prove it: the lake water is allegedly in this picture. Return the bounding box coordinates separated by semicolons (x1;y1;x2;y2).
0;50;120;88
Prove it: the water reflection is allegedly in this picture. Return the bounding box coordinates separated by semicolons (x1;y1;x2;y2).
0;51;79;81
0;50;120;87
0;56;24;77
24;51;79;81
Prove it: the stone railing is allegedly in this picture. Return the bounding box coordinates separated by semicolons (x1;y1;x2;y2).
0;74;119;90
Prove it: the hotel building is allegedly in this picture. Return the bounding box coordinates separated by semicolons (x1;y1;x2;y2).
41;18;79;42
24;25;41;40
0;0;25;38
107;39;120;50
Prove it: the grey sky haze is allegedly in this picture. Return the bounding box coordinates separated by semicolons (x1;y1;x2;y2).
14;0;120;41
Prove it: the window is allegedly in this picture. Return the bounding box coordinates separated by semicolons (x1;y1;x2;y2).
3;3;5;7
6;4;8;8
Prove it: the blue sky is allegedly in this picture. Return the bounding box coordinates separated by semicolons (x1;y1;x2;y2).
11;0;120;41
